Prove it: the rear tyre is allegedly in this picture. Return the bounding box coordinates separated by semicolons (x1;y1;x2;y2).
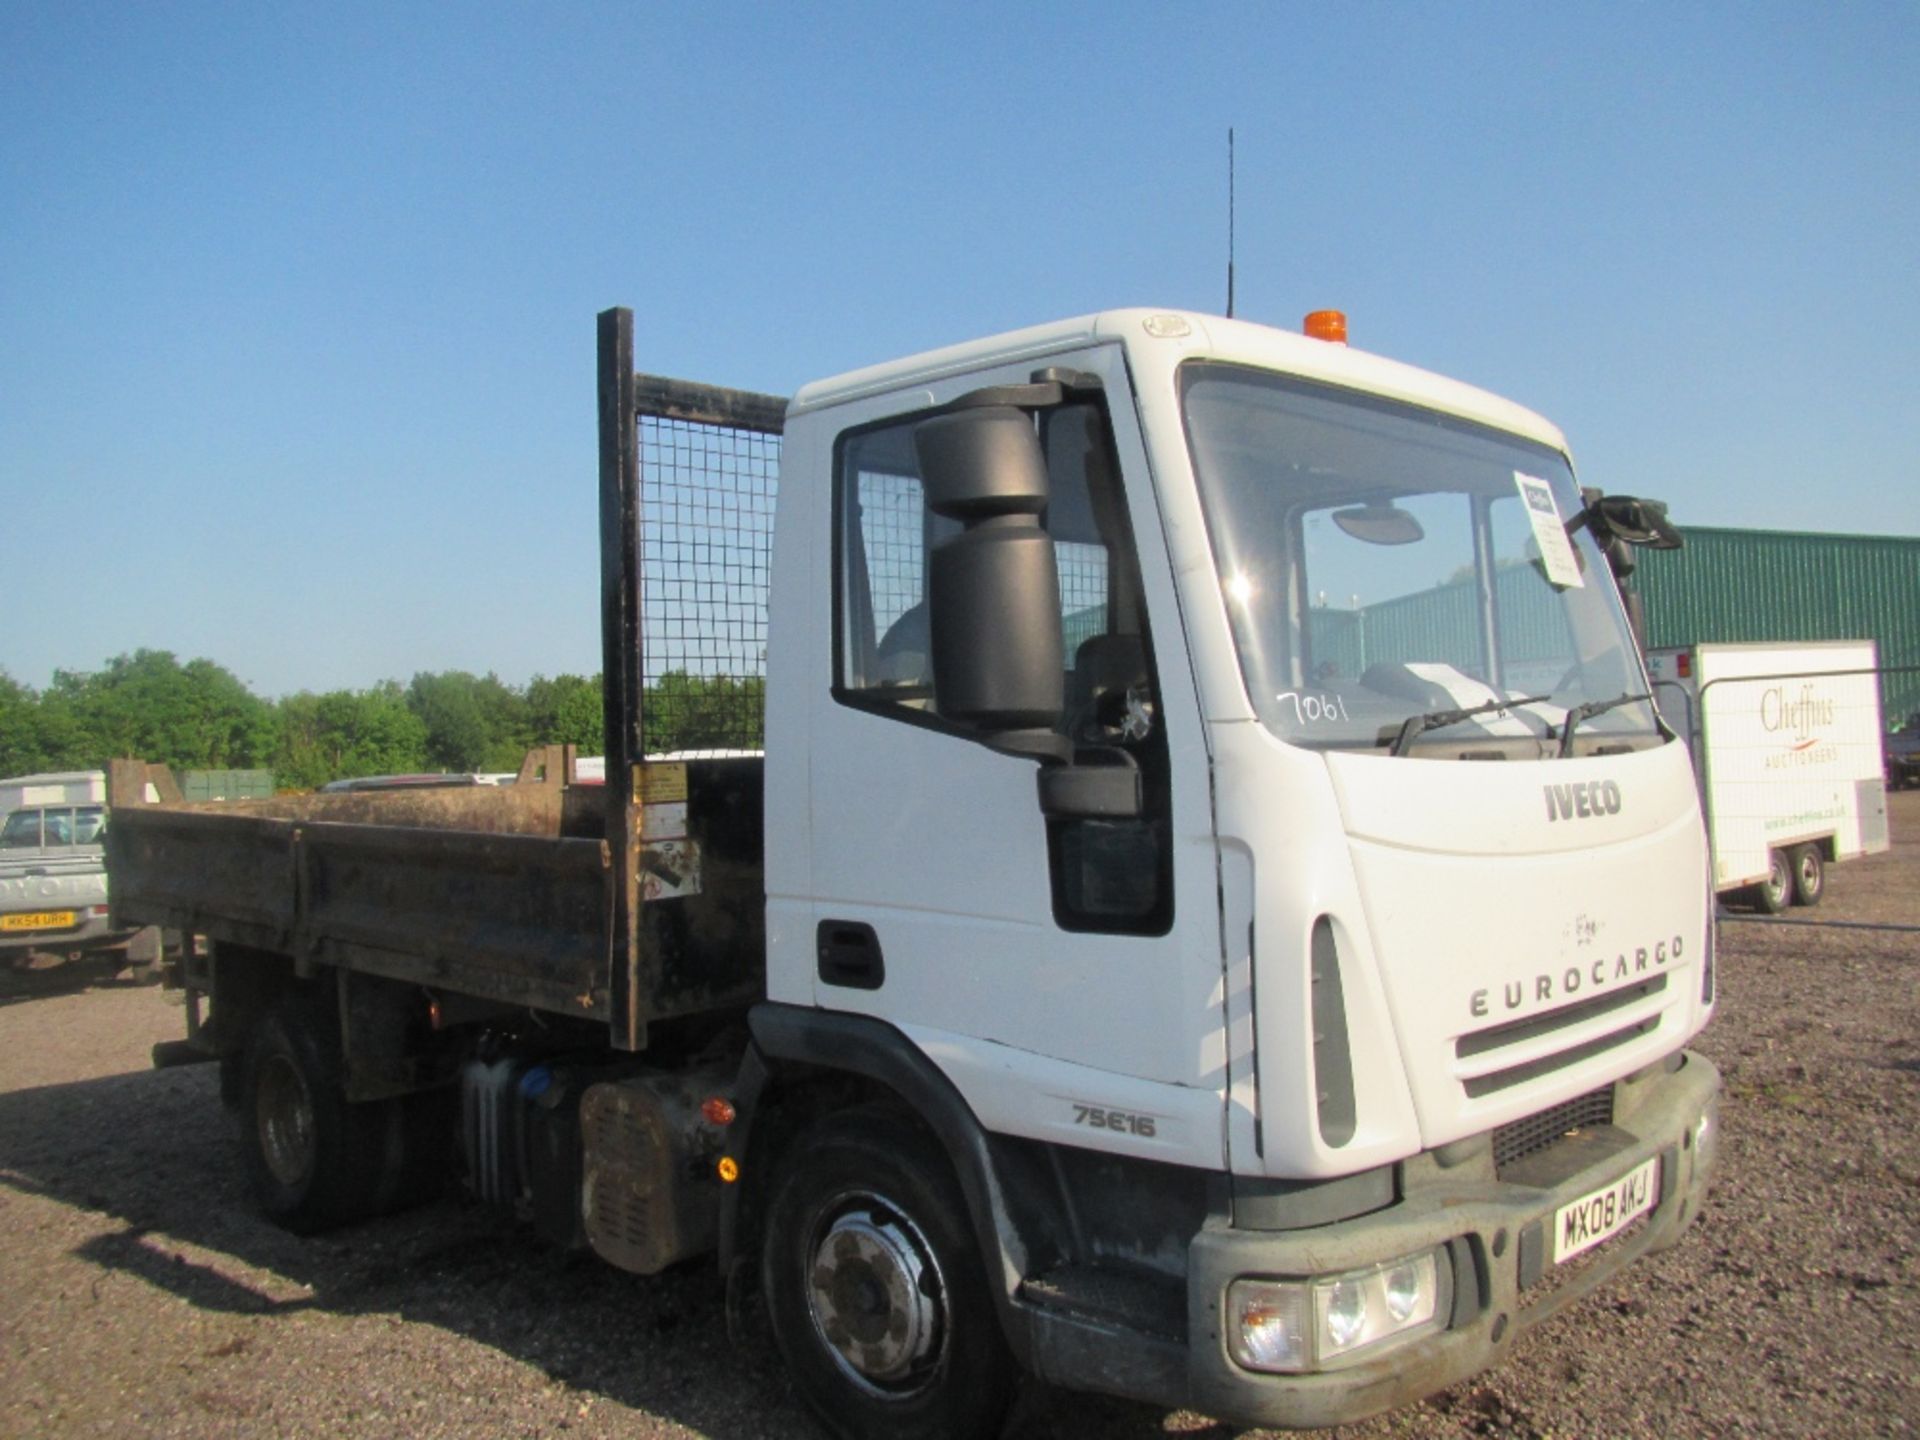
761;1107;1016;1440
238;995;398;1233
1788;843;1825;907
1746;849;1792;915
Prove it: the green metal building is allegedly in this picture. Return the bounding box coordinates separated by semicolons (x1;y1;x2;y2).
1633;527;1920;716
179;769;276;802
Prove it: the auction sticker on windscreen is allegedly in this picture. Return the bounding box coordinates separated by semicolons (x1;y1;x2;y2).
1514;471;1584;588
1554;1155;1659;1264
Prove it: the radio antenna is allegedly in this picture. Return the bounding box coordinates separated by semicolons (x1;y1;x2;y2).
1226;127;1237;318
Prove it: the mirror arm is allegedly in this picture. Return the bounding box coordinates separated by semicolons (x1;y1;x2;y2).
939;367;1102;417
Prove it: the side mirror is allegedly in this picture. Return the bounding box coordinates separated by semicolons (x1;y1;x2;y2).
914;407;1065;753
1574;493;1683;551
916;406;1049;519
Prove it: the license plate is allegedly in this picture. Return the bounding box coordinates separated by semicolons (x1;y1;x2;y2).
1;911;77;932
1553;1155;1660;1264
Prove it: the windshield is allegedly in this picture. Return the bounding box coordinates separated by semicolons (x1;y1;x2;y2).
1182;363;1660;758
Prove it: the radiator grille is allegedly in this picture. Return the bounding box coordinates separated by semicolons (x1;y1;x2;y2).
1493;1087;1615;1172
1464;1019;1657;1099
1457;977;1667;1060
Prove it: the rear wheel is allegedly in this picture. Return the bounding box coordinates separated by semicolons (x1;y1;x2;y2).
1746;849;1792;915
1788;843;1825;907
238;995;401;1233
762;1107;1016;1440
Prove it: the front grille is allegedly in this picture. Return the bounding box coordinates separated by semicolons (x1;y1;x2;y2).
1463;1018;1658;1098
1456;976;1667;1099
1493;1087;1614;1171
1459;977;1667;1060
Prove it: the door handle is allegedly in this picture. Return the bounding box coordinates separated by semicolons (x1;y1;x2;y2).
816;920;884;990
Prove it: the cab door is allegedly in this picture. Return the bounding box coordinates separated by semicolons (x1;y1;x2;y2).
799;342;1226;1166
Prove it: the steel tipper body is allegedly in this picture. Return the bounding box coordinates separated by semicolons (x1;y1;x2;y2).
758;308;1718;1430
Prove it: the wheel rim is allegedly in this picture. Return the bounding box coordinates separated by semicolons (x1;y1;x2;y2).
1765;855;1790;907
255;1053;316;1187
1796;851;1820;893
805;1196;946;1395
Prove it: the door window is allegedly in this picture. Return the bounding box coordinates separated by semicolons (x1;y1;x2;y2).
833;397;1172;933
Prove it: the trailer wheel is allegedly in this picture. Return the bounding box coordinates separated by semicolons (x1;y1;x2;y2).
1747;849;1792;915
761;1107;1015;1440
1788;844;1825;907
238;997;396;1233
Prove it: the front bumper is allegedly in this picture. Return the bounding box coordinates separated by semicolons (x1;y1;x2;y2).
1185;1050;1719;1430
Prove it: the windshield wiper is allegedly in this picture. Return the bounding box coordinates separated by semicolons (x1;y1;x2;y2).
1389;694;1551;757
1557;691;1651;757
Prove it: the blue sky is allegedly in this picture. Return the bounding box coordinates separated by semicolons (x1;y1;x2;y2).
4;3;1915;697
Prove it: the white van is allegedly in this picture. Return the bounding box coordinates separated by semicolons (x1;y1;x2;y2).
0;771;127;954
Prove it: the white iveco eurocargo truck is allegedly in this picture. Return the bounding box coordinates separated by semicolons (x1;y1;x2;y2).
110;305;1720;1439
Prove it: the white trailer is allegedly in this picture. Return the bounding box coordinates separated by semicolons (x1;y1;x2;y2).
1646;640;1889;911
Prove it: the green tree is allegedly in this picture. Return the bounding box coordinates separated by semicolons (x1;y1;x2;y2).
526;673;604;752
406;671;531;772
46;650;276;772
276;683;429;789
0;670;48;774
642;670;764;754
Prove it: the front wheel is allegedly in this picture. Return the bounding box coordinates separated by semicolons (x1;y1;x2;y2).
761;1107;1016;1440
1788;843;1825;906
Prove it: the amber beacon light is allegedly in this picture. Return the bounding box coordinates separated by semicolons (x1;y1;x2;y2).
1303;309;1348;344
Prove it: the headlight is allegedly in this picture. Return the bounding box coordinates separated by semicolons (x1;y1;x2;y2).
1228;1249;1448;1373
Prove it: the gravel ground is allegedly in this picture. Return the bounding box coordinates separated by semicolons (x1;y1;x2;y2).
1;797;1914;1439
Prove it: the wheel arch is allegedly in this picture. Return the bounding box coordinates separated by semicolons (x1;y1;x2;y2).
721;1003;1041;1368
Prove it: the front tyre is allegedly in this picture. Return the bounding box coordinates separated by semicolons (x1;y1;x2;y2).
762;1107;1016;1440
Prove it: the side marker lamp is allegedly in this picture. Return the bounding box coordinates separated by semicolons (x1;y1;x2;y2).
717;1156;740;1184
1229;1249;1446;1373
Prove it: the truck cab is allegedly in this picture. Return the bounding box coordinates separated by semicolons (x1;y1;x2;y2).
749;308;1719;1428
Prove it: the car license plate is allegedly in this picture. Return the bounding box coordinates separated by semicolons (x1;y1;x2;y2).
1;910;77;932
1553;1155;1660;1264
